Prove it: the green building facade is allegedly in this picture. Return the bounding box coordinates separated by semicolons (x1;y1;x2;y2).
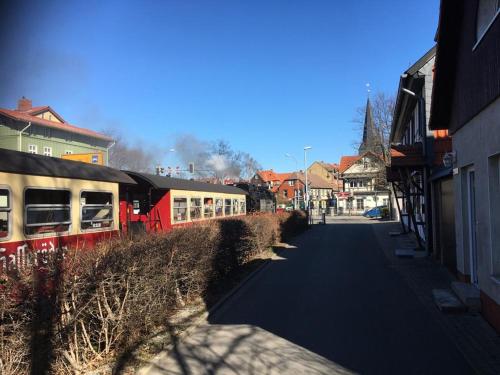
0;98;112;162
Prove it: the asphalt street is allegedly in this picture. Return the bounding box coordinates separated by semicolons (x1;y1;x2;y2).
143;218;474;375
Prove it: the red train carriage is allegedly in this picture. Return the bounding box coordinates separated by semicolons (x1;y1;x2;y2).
0;149;136;272
120;172;247;235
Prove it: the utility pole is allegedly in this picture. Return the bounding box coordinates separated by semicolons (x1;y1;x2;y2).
304;146;312;221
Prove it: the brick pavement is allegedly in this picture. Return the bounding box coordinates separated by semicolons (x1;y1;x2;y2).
371;219;500;375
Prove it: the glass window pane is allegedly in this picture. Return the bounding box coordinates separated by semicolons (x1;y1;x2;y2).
26;189;70;205
81;192;113;230
224;199;232;216
215;198;223;217
190;198;202;220
204;198;214;217
25;189;71;235
173;198;187;222
233;199;239;215
81;191;112;205
0;189;9;208
0;211;8;238
26;207;71;225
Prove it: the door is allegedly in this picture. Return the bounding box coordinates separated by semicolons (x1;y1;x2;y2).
467;169;478;286
439;178;456;274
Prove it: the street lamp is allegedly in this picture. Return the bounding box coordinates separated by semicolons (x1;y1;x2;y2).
304;146;312;211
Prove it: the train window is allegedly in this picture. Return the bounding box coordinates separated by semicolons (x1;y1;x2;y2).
25;189;71;235
80;191;113;230
215;198;223;217
204;198;214;218
224;199;232;216
240;200;246;214
0;189;10;239
232;199;239;215
190;198;202;220
173;197;187;222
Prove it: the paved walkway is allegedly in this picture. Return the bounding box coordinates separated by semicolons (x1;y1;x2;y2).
140;218;487;374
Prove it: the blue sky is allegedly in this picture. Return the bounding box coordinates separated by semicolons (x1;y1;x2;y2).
0;0;439;172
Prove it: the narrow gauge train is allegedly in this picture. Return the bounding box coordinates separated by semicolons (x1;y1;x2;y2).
119;171;247;235
0;149;247;272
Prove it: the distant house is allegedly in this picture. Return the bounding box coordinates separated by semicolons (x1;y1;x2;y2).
429;0;500;332
338;152;390;215
0;97;113;164
251;170;292;193
276;172;305;207
307;161;340;191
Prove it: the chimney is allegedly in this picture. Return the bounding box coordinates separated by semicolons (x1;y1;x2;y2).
17;97;32;111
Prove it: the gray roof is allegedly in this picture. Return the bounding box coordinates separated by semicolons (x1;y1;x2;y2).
125;171;247;195
405;45;437;76
0;148;136;184
358;98;384;155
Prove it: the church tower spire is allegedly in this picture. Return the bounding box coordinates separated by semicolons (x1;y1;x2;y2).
358;98;383;155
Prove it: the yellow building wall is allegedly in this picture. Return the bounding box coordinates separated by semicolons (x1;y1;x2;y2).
36;110;63;123
0;172;119;242
308;163;334;182
61;152;105;165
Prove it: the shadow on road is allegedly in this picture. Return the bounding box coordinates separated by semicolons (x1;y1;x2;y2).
139;220;472;375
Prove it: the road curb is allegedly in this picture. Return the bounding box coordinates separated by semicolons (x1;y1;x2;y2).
136;245;289;375
207;247;283;319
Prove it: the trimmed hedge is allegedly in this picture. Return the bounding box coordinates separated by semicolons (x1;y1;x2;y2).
0;211;307;374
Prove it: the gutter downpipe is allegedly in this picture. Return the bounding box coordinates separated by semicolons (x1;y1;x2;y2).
106;141;116;166
18;122;31;152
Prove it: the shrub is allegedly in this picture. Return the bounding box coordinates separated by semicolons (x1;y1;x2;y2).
0;212;307;374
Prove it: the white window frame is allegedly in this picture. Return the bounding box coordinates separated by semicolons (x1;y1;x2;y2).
0;186;12;241
80;190;114;232
43;146;52;156
356;198;364;211
28;144;37;154
172;196;188;223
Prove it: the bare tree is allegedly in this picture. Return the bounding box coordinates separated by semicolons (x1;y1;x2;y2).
174;135;262;181
103;129;156;172
352;91;396;163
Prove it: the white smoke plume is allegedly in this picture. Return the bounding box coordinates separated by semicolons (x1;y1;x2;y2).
173;134;261;181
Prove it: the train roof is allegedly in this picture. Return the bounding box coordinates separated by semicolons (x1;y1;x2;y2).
125;171;248;195
0;148;136;184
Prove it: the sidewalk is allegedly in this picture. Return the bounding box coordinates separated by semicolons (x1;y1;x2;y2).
371;219;500;375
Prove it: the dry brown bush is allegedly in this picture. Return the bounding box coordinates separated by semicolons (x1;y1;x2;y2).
0;212;307;374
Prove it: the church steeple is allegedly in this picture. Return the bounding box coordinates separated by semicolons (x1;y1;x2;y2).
358;98;383;155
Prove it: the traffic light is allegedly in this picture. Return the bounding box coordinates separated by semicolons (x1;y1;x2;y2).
188;162;194;173
155;166;165;175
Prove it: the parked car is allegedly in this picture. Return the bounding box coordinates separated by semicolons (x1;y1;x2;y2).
363;206;388;218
